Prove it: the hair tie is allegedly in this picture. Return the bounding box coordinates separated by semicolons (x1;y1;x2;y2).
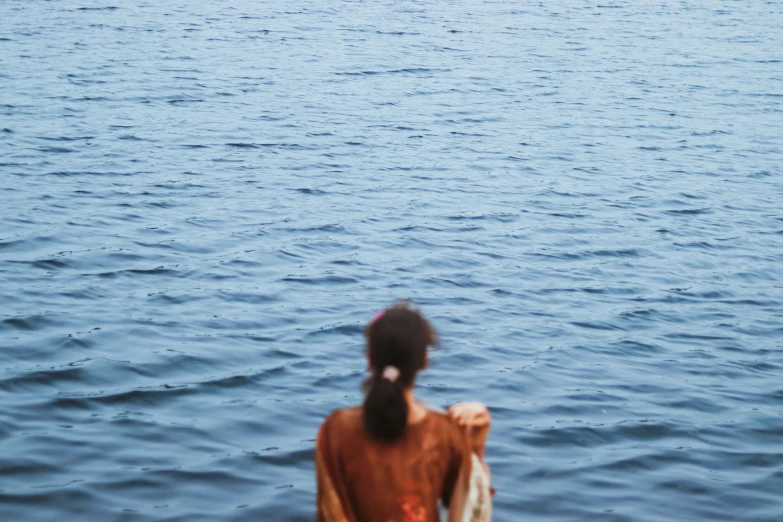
382;366;400;382
371;311;385;324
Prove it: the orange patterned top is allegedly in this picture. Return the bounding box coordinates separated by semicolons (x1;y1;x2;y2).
316;407;471;522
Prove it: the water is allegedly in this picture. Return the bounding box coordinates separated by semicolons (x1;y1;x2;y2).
1;0;782;520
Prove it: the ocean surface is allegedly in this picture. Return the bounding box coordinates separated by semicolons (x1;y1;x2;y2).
1;0;782;520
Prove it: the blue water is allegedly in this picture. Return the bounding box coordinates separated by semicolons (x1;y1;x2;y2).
1;0;782;520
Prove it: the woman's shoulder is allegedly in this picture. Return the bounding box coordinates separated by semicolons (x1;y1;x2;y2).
423;404;460;423
320;406;363;433
424;406;451;422
423;407;463;436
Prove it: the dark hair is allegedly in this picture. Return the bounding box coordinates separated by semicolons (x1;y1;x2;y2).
362;301;438;443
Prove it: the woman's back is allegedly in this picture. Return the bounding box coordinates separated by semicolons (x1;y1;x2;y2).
315;302;490;521
317;406;469;522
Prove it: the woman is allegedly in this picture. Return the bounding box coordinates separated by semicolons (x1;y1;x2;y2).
316;302;492;522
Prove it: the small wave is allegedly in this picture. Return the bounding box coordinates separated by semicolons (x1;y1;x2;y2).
665;208;711;215
0;314;65;332
306;323;363;338
281;275;358;285
335;68;449;76
51;384;194;409
93;267;180;278
38;136;94;142
571;321;625;331
226;143;260;148
292;188;328;195
36;146;77;153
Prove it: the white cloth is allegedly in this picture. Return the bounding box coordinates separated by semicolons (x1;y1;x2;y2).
460;453;492;522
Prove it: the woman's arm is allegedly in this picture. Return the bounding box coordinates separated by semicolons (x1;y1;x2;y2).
315;415;355;522
448;402;491;457
447;402;493;521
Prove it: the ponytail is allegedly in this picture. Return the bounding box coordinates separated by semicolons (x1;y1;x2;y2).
362;368;408;443
361;301;437;443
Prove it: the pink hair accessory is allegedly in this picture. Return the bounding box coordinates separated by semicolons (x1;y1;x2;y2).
371;311;385;324
382;366;400;382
